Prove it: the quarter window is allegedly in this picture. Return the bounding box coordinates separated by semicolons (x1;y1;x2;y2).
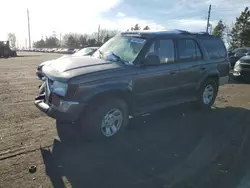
201;37;227;59
177;39;202;62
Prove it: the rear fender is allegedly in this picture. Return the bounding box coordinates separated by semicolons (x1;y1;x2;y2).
196;70;219;91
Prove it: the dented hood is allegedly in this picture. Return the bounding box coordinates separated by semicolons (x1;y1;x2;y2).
42;56;122;81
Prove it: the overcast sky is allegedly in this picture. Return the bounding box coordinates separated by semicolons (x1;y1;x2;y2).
0;0;248;47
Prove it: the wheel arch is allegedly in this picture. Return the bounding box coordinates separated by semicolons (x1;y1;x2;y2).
196;71;219;91
85;89;135;116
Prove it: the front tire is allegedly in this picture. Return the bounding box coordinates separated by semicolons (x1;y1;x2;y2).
81;98;129;141
194;79;218;109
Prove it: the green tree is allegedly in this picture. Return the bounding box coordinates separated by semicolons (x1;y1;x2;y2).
133;24;140;30
230;7;250;48
143;25;150;30
45;36;59;48
63;33;79;48
212;20;226;38
33;39;45;48
87;38;97;46
79;34;88;47
103;34;111;43
7;33;16;48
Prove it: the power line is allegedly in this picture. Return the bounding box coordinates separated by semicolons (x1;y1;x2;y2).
206;4;211;33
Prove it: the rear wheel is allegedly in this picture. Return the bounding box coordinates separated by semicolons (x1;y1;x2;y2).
194;79;218;109
81;98;129;141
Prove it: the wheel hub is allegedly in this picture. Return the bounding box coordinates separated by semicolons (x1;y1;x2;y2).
203;85;214;105
101;108;123;137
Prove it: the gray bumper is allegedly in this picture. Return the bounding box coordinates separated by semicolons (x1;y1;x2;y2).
35;94;86;123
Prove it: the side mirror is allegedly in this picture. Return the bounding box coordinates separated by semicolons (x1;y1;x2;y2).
144;55;160;66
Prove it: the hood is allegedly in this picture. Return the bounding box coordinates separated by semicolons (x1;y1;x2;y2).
239;55;250;63
57;55;70;60
38;60;51;68
42;56;122;81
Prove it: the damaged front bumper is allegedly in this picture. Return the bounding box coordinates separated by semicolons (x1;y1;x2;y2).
34;89;85;123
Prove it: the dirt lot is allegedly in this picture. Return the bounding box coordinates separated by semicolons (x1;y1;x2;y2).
0;52;250;188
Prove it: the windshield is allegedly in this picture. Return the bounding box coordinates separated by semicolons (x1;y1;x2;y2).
72;47;95;57
93;35;146;64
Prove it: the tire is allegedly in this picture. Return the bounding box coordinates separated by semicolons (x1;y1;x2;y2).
81;98;129;141
194;79;218;109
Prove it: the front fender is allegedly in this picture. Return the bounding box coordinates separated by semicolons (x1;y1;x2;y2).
73;79;134;102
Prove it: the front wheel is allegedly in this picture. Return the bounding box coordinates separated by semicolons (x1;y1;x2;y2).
81;98;129;141
194;79;218;109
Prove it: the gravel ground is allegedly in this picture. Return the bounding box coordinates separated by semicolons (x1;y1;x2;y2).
0;52;250;188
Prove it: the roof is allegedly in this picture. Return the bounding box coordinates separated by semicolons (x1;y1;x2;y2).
121;29;211;38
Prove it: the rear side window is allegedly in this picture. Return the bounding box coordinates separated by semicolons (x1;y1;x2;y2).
177;39;202;62
201;37;227;59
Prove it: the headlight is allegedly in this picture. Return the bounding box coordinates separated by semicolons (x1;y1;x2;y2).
51;81;68;96
234;60;241;67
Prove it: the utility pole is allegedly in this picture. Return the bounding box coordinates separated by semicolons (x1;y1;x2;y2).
25;38;27;49
27;9;31;49
206;4;211;33
97;24;100;43
60;32;62;47
209;24;213;35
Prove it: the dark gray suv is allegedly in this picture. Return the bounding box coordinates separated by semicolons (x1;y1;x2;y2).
35;30;230;140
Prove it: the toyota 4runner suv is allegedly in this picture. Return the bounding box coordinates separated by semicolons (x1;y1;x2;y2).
35;30;230;140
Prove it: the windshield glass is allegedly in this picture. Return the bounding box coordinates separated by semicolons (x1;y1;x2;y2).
93;35;146;64
73;48;95;56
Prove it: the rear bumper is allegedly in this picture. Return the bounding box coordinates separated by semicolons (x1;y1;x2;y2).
35;94;86;123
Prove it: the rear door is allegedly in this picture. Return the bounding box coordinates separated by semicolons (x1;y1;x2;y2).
175;38;204;98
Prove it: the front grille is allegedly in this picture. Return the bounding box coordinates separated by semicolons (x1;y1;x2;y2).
241;64;250;69
45;78;54;104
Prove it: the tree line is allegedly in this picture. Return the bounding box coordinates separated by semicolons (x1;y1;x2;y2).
212;6;250;49
32;24;150;49
7;7;250;50
33;29;118;49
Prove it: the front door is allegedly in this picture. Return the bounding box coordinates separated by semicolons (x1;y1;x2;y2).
134;38;181;109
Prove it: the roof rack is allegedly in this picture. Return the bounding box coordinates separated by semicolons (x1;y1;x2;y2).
120;29;211;37
172;30;210;35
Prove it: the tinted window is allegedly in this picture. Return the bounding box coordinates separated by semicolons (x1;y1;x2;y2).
146;39;175;64
201;37;227;59
177;39;202;62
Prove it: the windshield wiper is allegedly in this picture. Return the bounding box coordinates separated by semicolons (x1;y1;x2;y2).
110;52;126;64
98;50;103;58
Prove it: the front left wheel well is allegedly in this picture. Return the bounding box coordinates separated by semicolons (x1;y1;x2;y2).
85;90;134;115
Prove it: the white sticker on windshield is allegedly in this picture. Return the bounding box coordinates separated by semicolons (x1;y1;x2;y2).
131;38;146;44
125;61;134;65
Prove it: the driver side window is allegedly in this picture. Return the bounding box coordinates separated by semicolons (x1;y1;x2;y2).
146;39;175;64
